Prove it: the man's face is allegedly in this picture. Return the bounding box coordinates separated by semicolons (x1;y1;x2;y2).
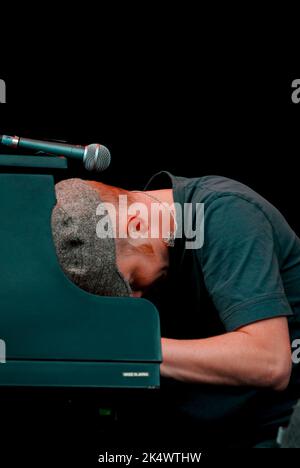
116;241;169;297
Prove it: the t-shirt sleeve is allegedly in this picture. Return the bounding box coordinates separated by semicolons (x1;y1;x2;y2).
199;195;293;331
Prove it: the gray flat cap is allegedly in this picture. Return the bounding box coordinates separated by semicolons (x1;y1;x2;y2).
51;178;132;297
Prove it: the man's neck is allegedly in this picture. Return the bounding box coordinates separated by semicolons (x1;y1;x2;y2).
144;189;174;206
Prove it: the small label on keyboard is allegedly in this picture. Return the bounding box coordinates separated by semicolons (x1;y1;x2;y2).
122;372;149;377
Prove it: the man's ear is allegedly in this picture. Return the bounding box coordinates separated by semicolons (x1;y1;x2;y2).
127;215;149;240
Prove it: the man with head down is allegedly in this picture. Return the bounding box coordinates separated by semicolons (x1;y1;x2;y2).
52;172;300;447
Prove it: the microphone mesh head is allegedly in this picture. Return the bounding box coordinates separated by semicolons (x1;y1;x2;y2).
83;144;111;172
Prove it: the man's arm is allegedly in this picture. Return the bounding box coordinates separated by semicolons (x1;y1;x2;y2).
160;317;292;391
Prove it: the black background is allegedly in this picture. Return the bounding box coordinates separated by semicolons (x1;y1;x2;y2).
1;55;299;235
1;24;300;462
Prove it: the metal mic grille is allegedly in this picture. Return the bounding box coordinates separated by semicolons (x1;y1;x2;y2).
83;144;111;172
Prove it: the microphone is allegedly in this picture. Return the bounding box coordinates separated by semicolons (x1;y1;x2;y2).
0;135;111;172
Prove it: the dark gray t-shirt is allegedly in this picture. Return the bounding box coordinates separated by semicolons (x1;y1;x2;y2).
144;171;300;444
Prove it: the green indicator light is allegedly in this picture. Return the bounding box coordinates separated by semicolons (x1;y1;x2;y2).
99;408;112;417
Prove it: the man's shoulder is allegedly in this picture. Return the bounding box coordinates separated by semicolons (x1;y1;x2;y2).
148;171;279;220
175;174;263;207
